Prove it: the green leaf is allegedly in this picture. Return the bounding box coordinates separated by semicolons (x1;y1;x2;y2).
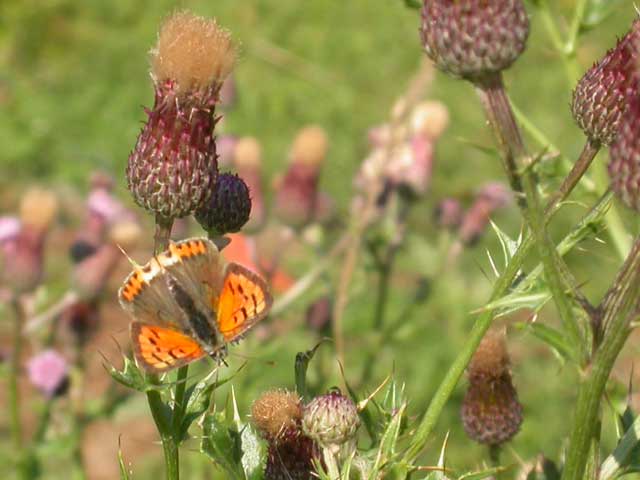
179;366;244;440
103;355;149;392
200;412;245;479
459;466;512;479
295;341;325;400
372;403;407;474
601;413;640;480
118;437;131;480
514;321;574;363
403;0;422;9
231;387;267;480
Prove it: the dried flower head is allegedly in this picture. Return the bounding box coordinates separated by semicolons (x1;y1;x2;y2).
461;329;523;446
420;0;529;80
252;389;302;439
27;350;69;398
235;137;263;170
572;20;640;146
290;125;329;168
20;187;59;232
151;11;236;96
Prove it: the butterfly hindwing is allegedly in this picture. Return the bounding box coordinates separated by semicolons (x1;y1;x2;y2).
130;322;206;373
216;263;273;342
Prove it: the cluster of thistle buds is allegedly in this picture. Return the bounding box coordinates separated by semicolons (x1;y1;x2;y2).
126;11;253;236
252;388;360;479
460;328;523;446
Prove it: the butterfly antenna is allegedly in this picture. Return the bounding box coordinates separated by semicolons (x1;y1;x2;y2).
116;244;141;269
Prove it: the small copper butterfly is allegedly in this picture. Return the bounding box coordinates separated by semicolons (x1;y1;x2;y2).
118;237;273;373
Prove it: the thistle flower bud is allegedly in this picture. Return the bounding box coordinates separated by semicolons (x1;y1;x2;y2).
234;137;265;231
275;126;328;228
27;350;69;398
420;0;529;80
571;21;640;146
609;89;640;212
127;11;236;220
195;173;251;235
461;329;523;446
302;389;360;456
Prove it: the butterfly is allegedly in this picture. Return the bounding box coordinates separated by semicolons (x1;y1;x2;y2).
118;237;273;373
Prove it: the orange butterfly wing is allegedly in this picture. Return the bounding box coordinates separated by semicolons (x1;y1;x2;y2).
131;322;205;373
216;263;273;342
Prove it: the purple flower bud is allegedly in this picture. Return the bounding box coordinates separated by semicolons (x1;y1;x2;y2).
27;350;69;398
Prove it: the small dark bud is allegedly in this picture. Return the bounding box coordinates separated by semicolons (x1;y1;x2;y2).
195;173;252;235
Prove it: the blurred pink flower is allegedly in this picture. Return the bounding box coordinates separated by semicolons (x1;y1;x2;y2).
0;216;20;243
458;182;512;245
27;350;69;397
435;198;463;230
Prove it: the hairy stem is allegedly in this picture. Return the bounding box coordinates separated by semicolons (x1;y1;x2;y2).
154;214;174;255
477;72;585;361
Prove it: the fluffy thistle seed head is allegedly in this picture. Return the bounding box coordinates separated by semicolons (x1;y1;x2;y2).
127;11;236;219
252;389;302;439
609;91;640;212
572;20;640;146
20;187;59;233
151;11;236;97
461;329;523;446
195;173;251;235
420;0;530;80
290;125;328;168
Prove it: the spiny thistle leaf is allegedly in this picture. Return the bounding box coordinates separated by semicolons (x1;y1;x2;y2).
513;321;574;363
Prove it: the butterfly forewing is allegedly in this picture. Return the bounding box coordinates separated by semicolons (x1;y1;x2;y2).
216;263;273;342
131;322;206;373
118;257;187;328
158;238;224;318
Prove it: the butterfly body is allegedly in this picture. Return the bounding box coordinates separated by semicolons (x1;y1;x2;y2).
118;238;272;373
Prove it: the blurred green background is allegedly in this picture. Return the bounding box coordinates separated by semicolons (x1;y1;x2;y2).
1;0;640;478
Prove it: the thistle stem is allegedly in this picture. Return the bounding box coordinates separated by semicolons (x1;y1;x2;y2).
403;72;596;463
476;72;585;362
154;214;174;254
148;214;180;479
562;237;640;480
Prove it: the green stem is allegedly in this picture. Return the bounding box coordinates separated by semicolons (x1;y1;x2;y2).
477;73;585;360
146;385;180;480
562;236;640;480
148;215;180;479
566;0;588;57
172;366;189;435
154;214;174;254
402;75;600;463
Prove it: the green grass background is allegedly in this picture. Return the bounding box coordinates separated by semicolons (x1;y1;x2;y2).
2;0;640;478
